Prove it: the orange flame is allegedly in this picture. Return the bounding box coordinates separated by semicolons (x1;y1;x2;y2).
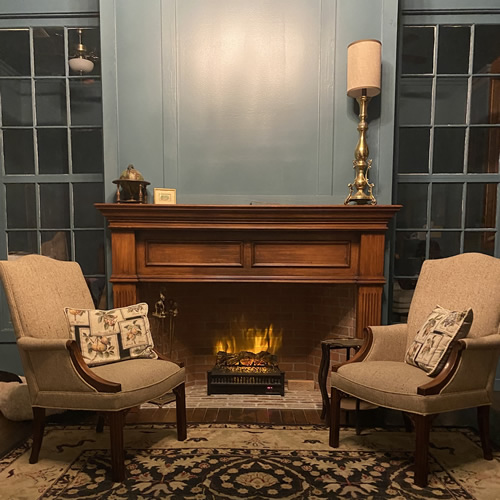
214;324;282;355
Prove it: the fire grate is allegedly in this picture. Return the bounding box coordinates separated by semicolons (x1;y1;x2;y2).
207;350;285;396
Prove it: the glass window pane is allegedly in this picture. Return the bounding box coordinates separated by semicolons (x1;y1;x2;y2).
395;231;427;276
431;183;463;228
34;28;64;76
464;231;495;256
471;77;500;125
466;183;497;228
35;79;67;125
473;25;500;74
0;29;30;76
437;231;461;258
3;129;35;174
0;79;33;126
468;127;500;173
397;128;429;173
71;129;104;173
75;230;105;275
432;128;465;173
37;129;68;174
435;77;468;124
396;184;428;228
68;28;101;76
41;231;70;260
70;80;102;126
437;26;470;74
402;26;435;74
7;231;37;256
6;184;36;228
40;184;69;228
399;78;432;125
73;183;104;228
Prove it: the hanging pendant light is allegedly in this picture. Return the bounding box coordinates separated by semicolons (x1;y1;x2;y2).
68;28;97;74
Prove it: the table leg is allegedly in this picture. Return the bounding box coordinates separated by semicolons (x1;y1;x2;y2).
318;343;330;420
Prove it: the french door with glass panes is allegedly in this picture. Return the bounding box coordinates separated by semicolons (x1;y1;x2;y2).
392;13;500;323
0;24;106;302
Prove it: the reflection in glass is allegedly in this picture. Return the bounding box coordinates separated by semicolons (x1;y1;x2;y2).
399;78;432;125
464;231;495;256
396;184;428;228
402;26;435;74
436;231;460;258
68;28;101;76
35;80;67;125
0;29;30;76
431;183;462;228
71;129;104;173
433;128;465;173
473;25;500;74
37;129;68;174
40;184;70;228
471;77;500;124
75;230;105;275
0;80;33;126
3;129;35;174
395;231;427;276
6;184;36;228
466;183;497;228
41;231;70;260
435;77;468;124
437;26;470;74
397;128;429;173
34;28;64;76
7;231;37;256
73;183;104;227
468;127;500;173
70;80;102;126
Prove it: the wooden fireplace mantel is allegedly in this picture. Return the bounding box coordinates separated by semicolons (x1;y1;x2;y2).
96;204;400;338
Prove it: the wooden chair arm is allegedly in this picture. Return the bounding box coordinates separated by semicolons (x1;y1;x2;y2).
331;328;373;373
153;348;185;368
66;340;122;393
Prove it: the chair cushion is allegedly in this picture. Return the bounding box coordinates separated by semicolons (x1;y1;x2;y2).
64;303;157;367
405;305;473;376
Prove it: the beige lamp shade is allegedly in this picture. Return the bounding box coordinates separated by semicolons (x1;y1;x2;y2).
347;39;381;98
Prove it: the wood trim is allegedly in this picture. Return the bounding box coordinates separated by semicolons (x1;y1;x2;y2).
417;341;465;396
66;340;122;393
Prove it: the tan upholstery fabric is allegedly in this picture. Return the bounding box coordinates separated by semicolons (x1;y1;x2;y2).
332;253;500;416
0;255;185;412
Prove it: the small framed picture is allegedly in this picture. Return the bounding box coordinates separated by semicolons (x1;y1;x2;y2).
154;188;176;205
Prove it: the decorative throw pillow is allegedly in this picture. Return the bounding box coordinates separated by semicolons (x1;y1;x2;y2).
405;305;473;377
64;303;157;367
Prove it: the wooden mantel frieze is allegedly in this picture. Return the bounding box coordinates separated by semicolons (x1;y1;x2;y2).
96;204;400;338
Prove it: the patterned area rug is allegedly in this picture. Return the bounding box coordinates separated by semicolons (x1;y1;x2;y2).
0;424;498;499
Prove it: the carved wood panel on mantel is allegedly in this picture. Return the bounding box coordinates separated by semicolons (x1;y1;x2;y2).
96;204;400;338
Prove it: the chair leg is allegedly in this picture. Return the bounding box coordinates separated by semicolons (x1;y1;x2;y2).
477;405;493;460
108;410;126;482
413;414;431;488
329;387;342;447
173;383;187;441
96;413;105;433
402;412;413;432
29;407;46;464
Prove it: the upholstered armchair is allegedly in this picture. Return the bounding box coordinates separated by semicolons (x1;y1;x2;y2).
0;255;187;482
329;252;500;487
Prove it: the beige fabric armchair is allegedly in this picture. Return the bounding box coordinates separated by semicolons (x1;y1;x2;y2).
329;252;500;487
0;255;187;482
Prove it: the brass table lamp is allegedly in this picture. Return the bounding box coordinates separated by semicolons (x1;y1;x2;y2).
344;39;381;205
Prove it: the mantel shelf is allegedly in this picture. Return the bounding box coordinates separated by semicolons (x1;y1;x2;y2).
96;203;400;338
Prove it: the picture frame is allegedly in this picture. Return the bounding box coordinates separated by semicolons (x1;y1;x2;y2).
154;188;176;205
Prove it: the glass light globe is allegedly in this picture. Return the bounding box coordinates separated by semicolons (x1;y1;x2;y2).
69;57;94;73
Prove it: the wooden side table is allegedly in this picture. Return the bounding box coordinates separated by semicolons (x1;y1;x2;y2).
319;337;372;432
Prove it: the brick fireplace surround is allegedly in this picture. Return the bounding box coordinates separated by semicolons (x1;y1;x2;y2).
96;204;399;389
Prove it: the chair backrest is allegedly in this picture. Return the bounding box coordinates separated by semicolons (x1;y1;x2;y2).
406;253;500;349
0;255;94;341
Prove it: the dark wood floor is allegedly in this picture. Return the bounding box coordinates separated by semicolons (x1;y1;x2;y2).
0;407;326;458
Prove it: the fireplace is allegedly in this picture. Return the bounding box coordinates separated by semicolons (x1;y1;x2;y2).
96;204;399;388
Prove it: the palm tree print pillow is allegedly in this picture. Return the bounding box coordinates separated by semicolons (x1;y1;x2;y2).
405;305;473;376
64;303;157;367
